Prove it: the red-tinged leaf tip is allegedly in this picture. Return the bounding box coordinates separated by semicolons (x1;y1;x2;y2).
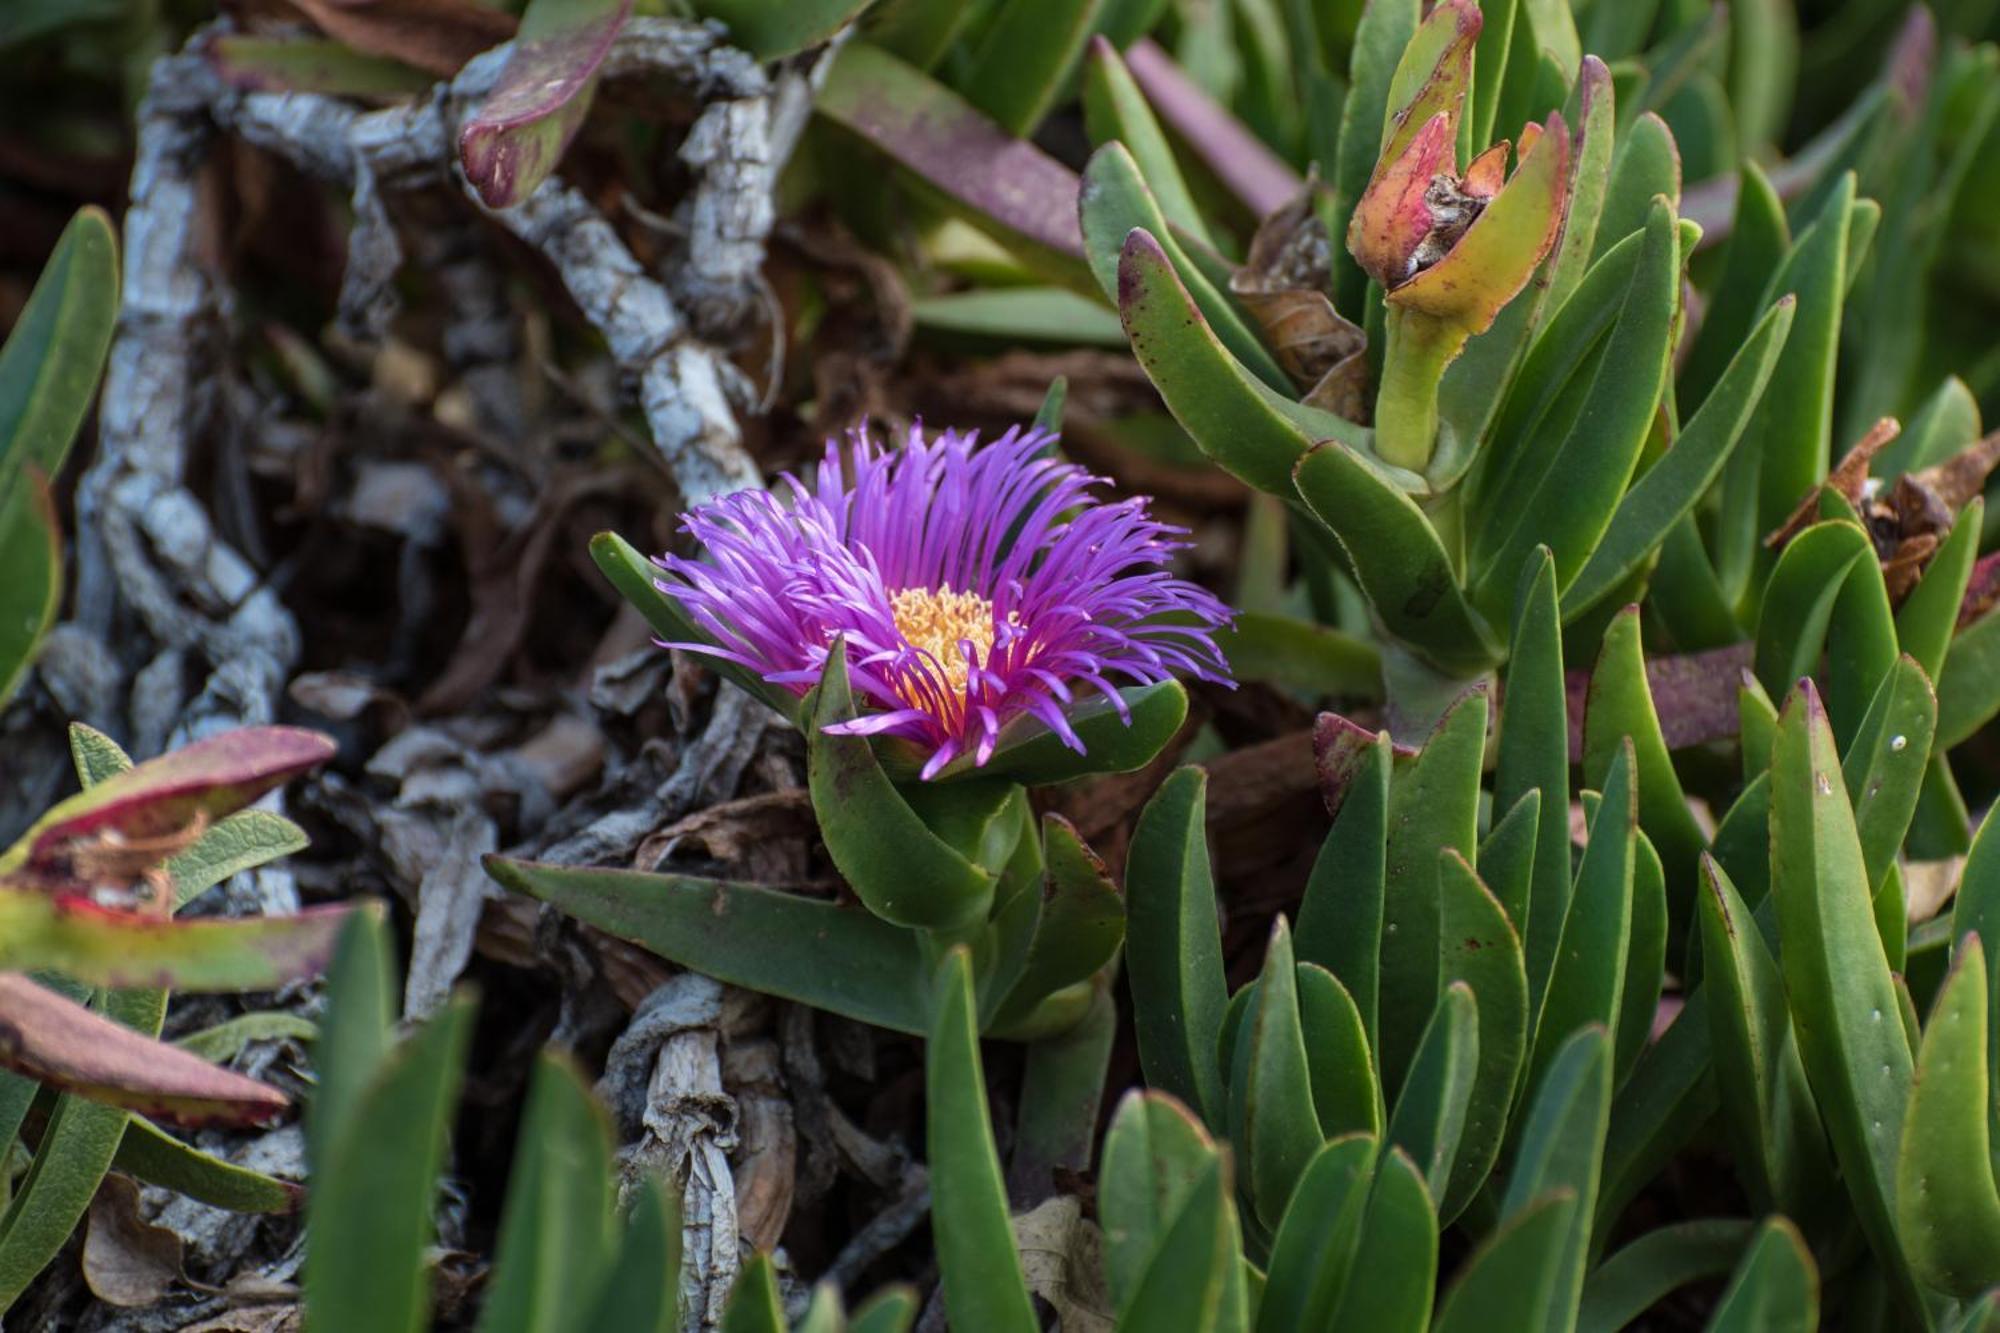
1349;112;1455;287
25;727;336;868
0;975;290;1128
1463;141;1510;200
1088;32;1116;61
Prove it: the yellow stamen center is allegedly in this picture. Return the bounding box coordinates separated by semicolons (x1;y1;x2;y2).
890;585;998;698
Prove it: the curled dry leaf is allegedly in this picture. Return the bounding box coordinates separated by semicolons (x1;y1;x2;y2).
84;1175;185;1309
1012;1194;1115;1333
0;974;290;1127
1229;182;1370;422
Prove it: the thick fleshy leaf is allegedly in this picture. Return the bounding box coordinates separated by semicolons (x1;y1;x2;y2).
1117;1154;1237;1333
1080;36;1214;249
1325;1148;1436;1332
1291;440;1498;676
1841;655;1937;895
1503;1026;1613;1333
1100;1091;1221;1311
1940;605;2000;748
1771;681;1921;1311
1296;734;1391;1052
1897;498;1983;683
721;1252;785;1333
1497;549;1573;1016
485;858;927;1034
1213;613;1382;699
113;1116;302;1214
807;641;996;930
1697;855;1832;1218
460;0;630;209
1471;199;1676;619
0;893;350;993
1433;1190;1576;1333
479;1052;616;1333
1127;767;1229;1127
1583;606;1707;898
1231;919;1326;1230
1295;964;1380;1142
1562;294;1794;619
596;1183;682;1333
1578;1219;1758;1333
1255;1135;1375;1333
816;43;1088;283
1529;743;1634;1103
693;0;871;59
1535;56;1615;328
1377;688;1488;1093
1753;520;1871;698
993;816;1123;1028
1594;113;1682;260
1116;228;1367;498
0;206;118;507
928;948;1037;1333
1;727;336;887
1438;849;1526;1220
1081;144;1291;393
1384;981;1477;1207
1702;1217;1818;1333
1897;935;2000;1298
0;974;287;1127
955;0;1098;137
305;995;475;1333
0;472;60;708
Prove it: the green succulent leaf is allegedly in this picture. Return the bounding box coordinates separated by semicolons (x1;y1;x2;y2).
1255;1134;1376;1333
1081;36;1215;248
1771;680;1921;1312
1578;1219;1758;1333
1583;605;1708;896
1297;730;1390;1045
1529;743;1635;1105
1100;1091;1223;1312
1434;1190;1577;1333
1497;549;1573;1015
1295;964;1381;1142
485;858;928;1034
0;205;117;509
1326;1147;1437;1333
928;948;1038;1333
1896;498;1983;684
1437;849;1527;1220
1291;440;1499;676
1701;1217;1818;1333
458;0;629;210
1504;1026;1614;1333
1378;687;1488;1093
1384;980;1478;1208
1230;918;1325;1231
721;1252;787;1333
692;0;871;60
1697;855;1834;1219
1127;767;1229;1127
1897;934;2000;1298
113;1115;301;1215
305;993;475;1333
479;1052;617;1333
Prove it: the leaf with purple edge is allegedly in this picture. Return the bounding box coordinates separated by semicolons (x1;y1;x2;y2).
816;42;1092;288
460;0;631;210
0;727;337;885
0;975;288;1128
112;1116;302;1215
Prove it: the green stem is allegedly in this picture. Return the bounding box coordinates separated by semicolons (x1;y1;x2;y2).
1373;308;1465;474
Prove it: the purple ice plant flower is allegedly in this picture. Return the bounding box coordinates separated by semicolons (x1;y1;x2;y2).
656;424;1234;779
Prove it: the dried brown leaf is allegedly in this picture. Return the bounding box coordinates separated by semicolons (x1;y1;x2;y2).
282;0;515;77
83;1175;184;1308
